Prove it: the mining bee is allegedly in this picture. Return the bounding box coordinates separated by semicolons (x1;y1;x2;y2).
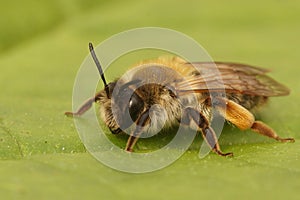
65;43;295;156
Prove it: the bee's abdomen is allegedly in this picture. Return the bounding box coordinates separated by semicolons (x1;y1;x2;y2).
227;93;268;111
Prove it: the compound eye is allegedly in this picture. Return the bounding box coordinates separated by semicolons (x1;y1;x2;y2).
128;93;144;122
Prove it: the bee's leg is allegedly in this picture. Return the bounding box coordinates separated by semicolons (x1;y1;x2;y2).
125;110;150;152
251;121;295;142
65;92;102;117
182;107;233;157
216;98;295;143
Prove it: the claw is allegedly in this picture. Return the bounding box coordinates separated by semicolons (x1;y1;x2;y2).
64;112;80;117
276;137;295;143
215;150;234;157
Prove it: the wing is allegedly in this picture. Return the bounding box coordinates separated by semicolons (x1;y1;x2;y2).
175;62;290;97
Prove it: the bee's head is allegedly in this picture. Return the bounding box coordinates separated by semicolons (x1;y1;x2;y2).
89;43;147;134
111;79;146;131
97;81;146;134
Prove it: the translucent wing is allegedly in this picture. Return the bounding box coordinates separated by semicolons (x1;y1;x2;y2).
175;62;290;97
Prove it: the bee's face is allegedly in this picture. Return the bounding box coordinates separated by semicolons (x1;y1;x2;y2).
102;79;146;132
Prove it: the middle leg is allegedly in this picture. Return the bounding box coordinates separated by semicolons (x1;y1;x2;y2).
182;107;233;157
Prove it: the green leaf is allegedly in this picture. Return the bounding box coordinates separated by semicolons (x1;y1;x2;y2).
1;0;300;199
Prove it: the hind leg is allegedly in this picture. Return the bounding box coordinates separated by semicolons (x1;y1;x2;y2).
216;98;295;142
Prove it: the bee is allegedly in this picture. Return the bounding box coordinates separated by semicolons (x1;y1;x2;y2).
65;43;295;156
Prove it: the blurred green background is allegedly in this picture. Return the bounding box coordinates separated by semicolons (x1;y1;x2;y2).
1;0;300;199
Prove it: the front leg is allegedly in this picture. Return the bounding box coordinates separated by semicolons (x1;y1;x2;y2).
182;107;233;157
65;92;102;117
125;110;150;152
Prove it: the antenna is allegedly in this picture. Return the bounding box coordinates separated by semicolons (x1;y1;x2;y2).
89;42;110;98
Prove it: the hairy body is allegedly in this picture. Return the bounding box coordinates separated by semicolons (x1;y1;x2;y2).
66;56;294;156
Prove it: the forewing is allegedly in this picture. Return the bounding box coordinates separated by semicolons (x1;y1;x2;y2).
175;62;289;97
